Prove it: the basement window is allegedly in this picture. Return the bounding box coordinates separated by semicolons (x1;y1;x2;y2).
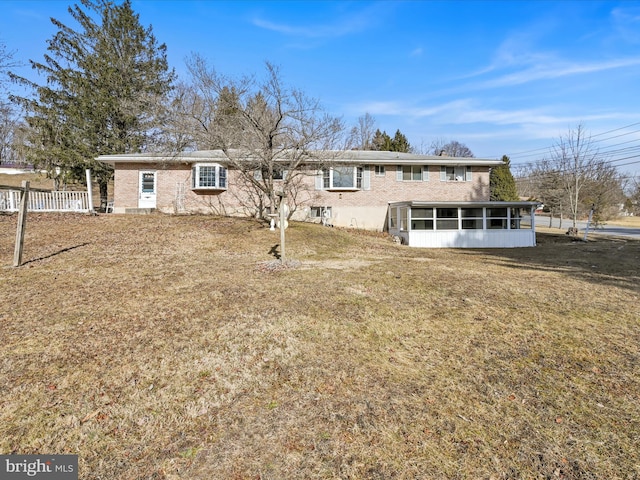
310;206;332;218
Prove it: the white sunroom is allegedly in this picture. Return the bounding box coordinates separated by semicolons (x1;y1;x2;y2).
388;201;540;248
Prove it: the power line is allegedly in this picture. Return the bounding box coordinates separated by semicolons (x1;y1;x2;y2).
505;122;640;161
504;122;640;173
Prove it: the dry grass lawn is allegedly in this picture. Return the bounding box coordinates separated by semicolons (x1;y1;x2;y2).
1;212;639;479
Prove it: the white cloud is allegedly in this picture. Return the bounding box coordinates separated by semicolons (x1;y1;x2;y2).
350;97;629;133
251;3;386;40
611;6;640;43
461;19;640;89
480;57;640;88
349;99;472;118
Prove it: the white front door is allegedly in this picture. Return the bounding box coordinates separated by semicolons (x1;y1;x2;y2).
138;171;157;208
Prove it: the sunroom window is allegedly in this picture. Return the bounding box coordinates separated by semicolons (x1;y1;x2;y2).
192;163;227;190
411;208;434;230
510;208;530;229
436;208;459;230
389;207;398;228
487;208;508;229
461;207;484;229
400;207;408;231
322;166;363;190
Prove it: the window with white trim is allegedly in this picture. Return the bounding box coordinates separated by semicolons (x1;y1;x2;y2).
374;165;385;176
254;167;287;180
192;163;227;189
397;165;428;181
322;166;363;189
441;165;472;181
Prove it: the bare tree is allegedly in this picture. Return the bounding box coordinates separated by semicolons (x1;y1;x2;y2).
549;124;602;228
0;42;22;166
0;104;22;165
630;176;640;215
527;160;568;228
428;138;474;157
348;113;376;150
528;124;625;229
0;42;17;93
171;55;346;218
581;161;626;224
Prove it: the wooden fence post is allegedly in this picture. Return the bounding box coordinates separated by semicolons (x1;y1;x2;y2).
13;181;29;267
85;169;94;213
280;197;286;263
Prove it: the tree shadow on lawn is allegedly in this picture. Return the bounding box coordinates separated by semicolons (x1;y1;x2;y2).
462;231;640;293
20;243;90;266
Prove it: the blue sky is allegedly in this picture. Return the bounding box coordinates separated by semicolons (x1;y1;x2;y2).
1;0;640;177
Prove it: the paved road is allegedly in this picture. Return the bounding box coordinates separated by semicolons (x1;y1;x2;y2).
532;216;640;240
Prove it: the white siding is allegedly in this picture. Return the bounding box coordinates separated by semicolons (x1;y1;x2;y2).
405;230;536;248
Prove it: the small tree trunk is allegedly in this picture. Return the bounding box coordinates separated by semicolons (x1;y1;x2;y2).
99;179;108;211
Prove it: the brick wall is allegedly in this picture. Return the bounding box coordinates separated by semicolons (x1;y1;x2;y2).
112;163;491;229
310;166;490;208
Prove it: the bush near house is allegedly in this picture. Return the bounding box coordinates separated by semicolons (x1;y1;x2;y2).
1;214;639;479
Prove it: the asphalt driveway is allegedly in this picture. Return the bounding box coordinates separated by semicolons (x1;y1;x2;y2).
533;216;640;240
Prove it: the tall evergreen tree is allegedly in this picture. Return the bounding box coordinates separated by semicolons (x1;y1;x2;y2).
371;129;392;151
11;0;174;206
370;128;411;152
391;129;411;153
490;155;519;201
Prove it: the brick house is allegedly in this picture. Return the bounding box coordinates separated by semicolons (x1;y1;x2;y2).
99;149;539;247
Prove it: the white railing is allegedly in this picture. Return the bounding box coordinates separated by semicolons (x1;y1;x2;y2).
0;190;91;213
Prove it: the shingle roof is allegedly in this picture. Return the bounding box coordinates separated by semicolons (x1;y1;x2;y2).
98;149;503;166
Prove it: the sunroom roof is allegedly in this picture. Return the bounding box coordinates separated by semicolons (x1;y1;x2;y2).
388;200;540;208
